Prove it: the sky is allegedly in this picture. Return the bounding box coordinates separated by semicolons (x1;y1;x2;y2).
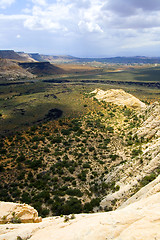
0;0;160;57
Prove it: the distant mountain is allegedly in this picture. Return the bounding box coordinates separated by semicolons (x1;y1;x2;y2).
75;56;160;64
0;50;29;62
28;53;47;62
30;54;160;64
0;58;34;80
17;52;37;62
41;55;78;63
1;50;160;65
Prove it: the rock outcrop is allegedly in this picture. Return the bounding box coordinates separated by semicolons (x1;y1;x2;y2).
120;174;160;208
0;189;160;240
0;202;42;224
90;88;146;109
136;101;160;139
1;177;160;239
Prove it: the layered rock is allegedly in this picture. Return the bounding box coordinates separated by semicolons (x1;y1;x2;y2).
0;202;42;224
90;88;146;109
136;101;160;139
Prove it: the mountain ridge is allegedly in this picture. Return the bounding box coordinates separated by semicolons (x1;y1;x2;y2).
1;49;160;64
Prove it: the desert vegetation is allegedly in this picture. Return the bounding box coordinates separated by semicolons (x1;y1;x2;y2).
0;90;150;217
0;63;159;217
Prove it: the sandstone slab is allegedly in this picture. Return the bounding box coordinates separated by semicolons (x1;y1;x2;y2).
90;89;146;109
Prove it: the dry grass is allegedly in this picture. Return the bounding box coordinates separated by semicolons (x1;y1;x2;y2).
55;63;100;73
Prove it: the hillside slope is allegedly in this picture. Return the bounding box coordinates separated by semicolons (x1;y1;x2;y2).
17;52;37;62
0;89;159;221
100;99;160;210
0;50;29;62
19;62;65;76
0;58;34;80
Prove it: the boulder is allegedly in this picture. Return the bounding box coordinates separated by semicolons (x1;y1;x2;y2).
0;202;42;224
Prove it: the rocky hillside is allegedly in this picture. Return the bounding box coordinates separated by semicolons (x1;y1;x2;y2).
0;50;29;62
17;52;37;62
0;88;159;240
28;53;46;62
19;62;65;76
100;97;160;210
0;59;65;81
0;58;34;80
0;88;159;239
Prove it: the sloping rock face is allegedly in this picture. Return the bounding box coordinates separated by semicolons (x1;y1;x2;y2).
120;174;160;208
0;202;42;224
0;190;160;240
90;88;146;109
136;101;160;139
99;100;160;213
100;102;160;211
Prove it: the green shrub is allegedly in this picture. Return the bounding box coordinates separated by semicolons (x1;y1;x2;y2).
83;162;90;168
44;147;50;153
106;126;114;133
109;154;118;161
132;148;142;157
41;208;49;217
0;164;4;172
16;153;25;162
21;192;31;204
63;198;83;215
66;188;83;197
140;173;156;187
115;185;120;191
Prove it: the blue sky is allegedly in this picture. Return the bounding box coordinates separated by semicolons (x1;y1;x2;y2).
0;0;160;57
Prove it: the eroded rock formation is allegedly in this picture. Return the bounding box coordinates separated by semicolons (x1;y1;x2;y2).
90;88;146;109
0;202;42;224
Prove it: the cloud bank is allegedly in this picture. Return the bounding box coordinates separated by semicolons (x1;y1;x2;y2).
0;0;15;9
1;0;160;56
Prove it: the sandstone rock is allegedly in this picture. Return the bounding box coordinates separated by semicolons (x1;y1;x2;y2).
90;88;146;109
0;191;160;240
137;101;160;139
0;202;42;224
120;174;160;208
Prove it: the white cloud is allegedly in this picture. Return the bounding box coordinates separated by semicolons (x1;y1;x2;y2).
32;0;47;6
1;0;160;56
2;0;159;35
23;3;74;32
24;15;62;31
22;0;106;34
0;0;15;9
0;14;29;20
78;21;103;33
